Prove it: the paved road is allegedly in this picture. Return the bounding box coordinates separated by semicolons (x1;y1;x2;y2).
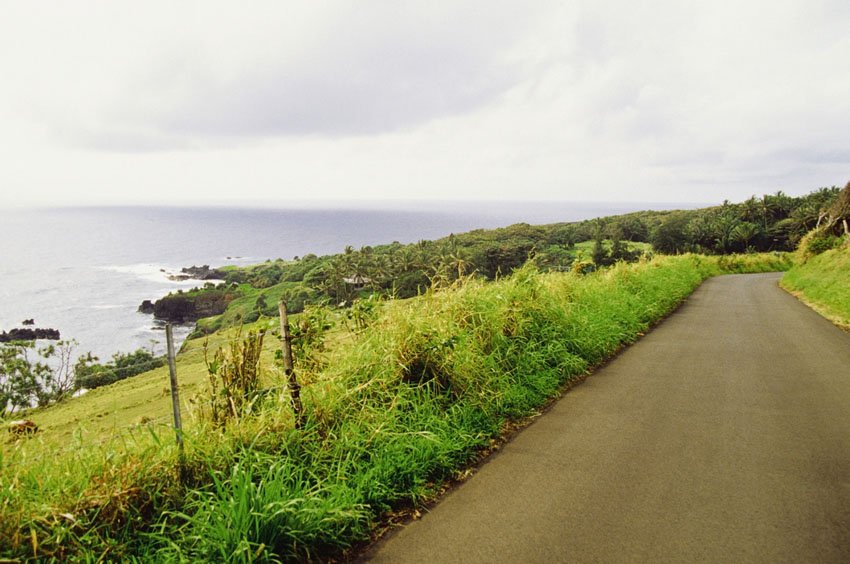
361;273;850;563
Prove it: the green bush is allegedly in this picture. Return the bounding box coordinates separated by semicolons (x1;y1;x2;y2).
799;231;843;258
75;349;165;390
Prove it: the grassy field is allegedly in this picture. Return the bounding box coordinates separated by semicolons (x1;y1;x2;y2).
1;253;790;561
781;242;850;330
10;322;281;449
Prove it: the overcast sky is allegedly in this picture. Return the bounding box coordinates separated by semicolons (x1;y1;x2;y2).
1;1;848;208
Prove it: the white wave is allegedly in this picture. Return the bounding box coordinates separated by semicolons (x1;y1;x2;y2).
222;256;258;264
98;263;215;286
98;263;172;282
99;263;162;275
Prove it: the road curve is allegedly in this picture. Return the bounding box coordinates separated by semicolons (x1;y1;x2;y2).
360;273;850;563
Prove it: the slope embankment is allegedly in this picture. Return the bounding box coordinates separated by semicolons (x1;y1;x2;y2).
781;243;850;330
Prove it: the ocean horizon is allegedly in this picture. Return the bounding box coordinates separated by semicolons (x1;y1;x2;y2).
0;201;702;360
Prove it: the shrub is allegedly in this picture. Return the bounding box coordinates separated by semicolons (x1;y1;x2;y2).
75;349;165;390
798;229;843;259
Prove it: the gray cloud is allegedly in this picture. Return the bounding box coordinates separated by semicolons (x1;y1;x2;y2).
89;3;543;146
160;44;514;137
2;0;849;205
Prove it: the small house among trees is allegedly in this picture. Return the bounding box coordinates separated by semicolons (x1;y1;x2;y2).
343;275;372;291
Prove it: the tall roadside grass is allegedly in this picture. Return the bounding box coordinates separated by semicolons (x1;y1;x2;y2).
781;243;850;330
1;253;790;561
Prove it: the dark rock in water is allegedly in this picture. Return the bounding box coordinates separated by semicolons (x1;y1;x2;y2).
138;300;155;314
22;319;35;326
0;328;61;342
179;265;227;280
151;287;237;323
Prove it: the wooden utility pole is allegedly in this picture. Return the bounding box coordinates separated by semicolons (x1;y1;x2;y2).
165;323;184;453
279;301;304;428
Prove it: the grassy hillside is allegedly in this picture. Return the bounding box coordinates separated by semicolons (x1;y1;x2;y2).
781;243;850;330
11;322;281;450
1;253;790;561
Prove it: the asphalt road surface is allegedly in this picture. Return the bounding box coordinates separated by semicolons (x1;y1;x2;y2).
361;273;850;563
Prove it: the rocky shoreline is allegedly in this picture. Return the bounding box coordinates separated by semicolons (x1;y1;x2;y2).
164;264;227;282
0;327;61;342
138;265;234;324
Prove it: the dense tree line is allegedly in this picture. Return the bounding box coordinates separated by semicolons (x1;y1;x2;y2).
643;188;840;254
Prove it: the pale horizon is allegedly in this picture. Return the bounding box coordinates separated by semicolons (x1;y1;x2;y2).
0;198;715;216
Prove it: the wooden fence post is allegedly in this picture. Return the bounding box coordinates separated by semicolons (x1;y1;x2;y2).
279;301;304;428
165;323;184;453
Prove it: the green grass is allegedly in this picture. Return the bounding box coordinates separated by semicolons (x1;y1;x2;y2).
1;253;790;560
781;243;850;330
194;282;314;334
9;320;281;450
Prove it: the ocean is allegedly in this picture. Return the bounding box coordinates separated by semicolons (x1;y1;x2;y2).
0;202;693;360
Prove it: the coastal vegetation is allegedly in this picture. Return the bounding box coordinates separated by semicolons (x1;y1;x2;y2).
1;253;790;560
147;187;840;336
1;184;845;560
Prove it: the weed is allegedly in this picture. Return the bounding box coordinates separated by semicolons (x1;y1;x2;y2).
289;304;334;373
203;329;266;426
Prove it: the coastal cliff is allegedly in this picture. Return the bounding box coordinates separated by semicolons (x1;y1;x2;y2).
141;286;238;323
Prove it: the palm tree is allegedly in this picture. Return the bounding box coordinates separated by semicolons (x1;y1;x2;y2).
760;194;780;230
732;222;760;251
741;196;760;223
393;248;417;274
713;214;740;254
